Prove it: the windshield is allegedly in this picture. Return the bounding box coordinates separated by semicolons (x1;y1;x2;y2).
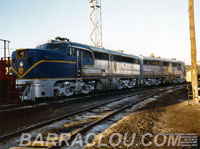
36;43;68;50
46;43;68;50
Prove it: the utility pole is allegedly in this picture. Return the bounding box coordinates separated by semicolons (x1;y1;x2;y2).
188;0;199;104
88;0;102;47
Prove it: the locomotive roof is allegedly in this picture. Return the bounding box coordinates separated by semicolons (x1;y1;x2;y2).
69;41;141;59
42;40;183;63
44;40;141;59
142;56;184;64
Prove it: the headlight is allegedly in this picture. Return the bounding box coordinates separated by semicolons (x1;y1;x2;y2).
19;51;25;58
17;49;26;59
19;61;24;67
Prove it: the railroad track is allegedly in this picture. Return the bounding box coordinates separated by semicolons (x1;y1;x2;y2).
0;87;146;112
0;84;181;112
0;85;185;149
0;93;103;112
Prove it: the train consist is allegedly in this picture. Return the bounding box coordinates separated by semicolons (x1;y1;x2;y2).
11;38;185;101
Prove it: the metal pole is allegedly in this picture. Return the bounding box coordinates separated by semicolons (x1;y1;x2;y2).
94;0;97;47
88;0;102;47
100;0;102;47
4;40;6;59
189;0;199;104
8;41;10;58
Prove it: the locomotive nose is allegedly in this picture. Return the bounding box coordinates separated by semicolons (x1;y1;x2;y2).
16;49;27;75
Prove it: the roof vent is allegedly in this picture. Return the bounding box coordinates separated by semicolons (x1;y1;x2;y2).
115;50;124;52
150;53;155;57
47;39;57;43
55;36;69;41
171;58;176;60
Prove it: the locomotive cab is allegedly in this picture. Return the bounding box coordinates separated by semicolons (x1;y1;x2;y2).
11;40;96;101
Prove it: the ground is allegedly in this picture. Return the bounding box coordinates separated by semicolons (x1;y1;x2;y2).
84;88;200;148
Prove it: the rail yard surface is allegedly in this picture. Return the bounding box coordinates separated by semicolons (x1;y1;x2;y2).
1;85;197;149
84;87;200;148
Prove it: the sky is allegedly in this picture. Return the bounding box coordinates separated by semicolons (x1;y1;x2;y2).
0;0;200;64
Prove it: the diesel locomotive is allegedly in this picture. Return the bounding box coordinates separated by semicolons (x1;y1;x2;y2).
11;38;185;101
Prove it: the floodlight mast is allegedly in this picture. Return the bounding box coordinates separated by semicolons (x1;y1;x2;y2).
89;0;102;47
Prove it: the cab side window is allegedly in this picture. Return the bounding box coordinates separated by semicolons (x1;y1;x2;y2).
178;64;182;70
163;62;169;66
67;47;76;56
83;50;93;58
94;52;109;60
77;49;80;57
172;63;177;67
144;60;148;65
47;43;67;50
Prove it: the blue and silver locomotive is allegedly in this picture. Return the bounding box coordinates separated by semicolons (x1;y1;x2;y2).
11;37;184;101
11;38;141;101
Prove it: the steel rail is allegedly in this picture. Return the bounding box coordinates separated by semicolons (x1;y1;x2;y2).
48;88;173;149
0;93;101;112
0;88;154;142
4;85;184;149
0;87;143;111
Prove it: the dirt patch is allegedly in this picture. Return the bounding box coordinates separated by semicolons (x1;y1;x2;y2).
84;88;200;148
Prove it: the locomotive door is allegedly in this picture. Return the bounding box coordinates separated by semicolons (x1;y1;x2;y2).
76;48;82;78
109;55;113;77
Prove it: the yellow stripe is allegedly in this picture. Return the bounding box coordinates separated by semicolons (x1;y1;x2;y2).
143;74;177;76
16;78;75;81
83;65;94;68
16;76;139;81
16;48;26;51
21;60;76;78
11;66;21;78
82;72;139;76
12;60;76;79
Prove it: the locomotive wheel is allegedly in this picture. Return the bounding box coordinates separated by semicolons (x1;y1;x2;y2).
173;80;177;84
117;82;124;89
162;80;166;84
127;82;134;88
64;87;74;96
155;80;160;86
96;81;102;91
54;89;60;97
82;85;90;94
